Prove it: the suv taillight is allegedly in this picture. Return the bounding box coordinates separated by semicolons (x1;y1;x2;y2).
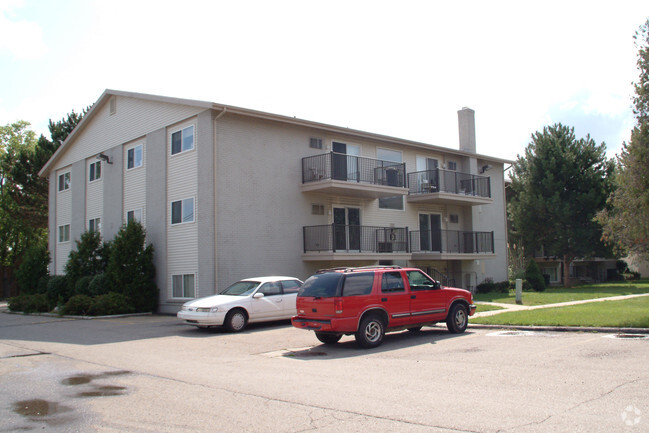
335;298;343;314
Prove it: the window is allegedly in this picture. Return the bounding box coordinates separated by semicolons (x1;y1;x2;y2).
58;172;71;191
449;214;459;224
381;271;405;293
89;161;101;182
341;273;374;296
259;282;281;296
312;204;324;215
171;125;194;155
88;218;101;233
127;209;143;224
171;198;195;224
309;138;323;149
448;161;457;171
109;97;116;115
173;274;195;298
58;224;70;243
281;280;301;294
406;270;437;291
377;148;404;210
127;144;143;169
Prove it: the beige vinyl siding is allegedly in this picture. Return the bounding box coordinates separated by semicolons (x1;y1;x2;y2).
123;140;147;225
167;120;198;299
55;167;72;274
55;96;205;170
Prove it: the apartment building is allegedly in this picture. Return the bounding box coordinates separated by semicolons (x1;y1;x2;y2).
40;90;511;313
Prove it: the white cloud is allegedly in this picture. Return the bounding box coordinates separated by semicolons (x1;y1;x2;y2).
0;0;47;59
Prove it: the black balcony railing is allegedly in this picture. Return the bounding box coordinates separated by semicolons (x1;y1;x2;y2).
302;152;406;187
410;230;494;254
303;224;409;253
408;169;491;198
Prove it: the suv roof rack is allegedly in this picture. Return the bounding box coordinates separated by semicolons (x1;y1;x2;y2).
315;265;402;274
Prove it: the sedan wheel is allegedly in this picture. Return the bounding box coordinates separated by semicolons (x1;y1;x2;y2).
225;309;247;332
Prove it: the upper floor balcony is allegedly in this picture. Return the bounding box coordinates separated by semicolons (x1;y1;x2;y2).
301;152;408;199
410;229;495;260
407;169;493;205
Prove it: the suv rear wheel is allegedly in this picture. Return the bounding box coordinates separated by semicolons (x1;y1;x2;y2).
315;332;342;345
355;315;385;348
446;303;468;333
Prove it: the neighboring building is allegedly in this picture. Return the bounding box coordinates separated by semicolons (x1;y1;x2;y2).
39;90;511;313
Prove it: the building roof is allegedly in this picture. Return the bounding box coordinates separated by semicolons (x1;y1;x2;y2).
39;89;514;176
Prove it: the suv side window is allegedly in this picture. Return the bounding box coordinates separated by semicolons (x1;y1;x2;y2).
406;270;437;291
341;272;374;296
381;271;405;293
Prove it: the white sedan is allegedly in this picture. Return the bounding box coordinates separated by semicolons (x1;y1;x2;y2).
177;276;303;332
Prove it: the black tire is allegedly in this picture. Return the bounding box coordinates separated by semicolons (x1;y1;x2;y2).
446;303;468;334
315;332;342;345
407;326;423;332
224;309;248;332
355;315;385;348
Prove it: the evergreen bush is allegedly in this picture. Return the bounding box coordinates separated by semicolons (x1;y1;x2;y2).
61;295;93;316
525;260;546;292
88;273;111;297
15;242;50;295
46;275;71;309
89;292;134;316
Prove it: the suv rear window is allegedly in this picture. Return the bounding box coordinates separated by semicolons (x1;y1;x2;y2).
298;273;342;298
341;272;374;296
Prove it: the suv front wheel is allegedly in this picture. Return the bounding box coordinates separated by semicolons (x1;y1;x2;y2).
446;303;468;333
355;315;385;348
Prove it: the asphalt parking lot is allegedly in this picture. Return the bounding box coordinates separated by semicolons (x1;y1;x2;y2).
1;310;648;432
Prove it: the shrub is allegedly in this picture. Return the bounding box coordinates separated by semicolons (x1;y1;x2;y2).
61;295;93;316
15;242;50;295
476;280;496;294
65;230;106;292
525;260;546;292
89;292;134;316
494;281;511;293
46;275;71;309
88;273;111;297
8;294;50;313
37;276;50;294
74;275;93;296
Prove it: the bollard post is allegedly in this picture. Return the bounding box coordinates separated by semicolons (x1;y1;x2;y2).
515;279;522;305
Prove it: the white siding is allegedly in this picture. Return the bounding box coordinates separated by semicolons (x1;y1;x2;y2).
167;119;199;299
123;140;147;225
55;167;72;274
86;159;103;233
54;96;205;170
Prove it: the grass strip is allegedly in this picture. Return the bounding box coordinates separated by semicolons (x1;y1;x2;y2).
470;296;649;328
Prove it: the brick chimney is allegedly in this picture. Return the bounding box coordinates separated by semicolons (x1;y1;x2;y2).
458;107;476;153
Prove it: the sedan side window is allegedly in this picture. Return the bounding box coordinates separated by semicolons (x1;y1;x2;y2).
281;280;301;294
259;282;281;296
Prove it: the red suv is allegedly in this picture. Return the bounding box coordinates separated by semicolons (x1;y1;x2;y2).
291;266;476;348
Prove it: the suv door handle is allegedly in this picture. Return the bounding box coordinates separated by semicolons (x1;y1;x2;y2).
411;295;416;299
381;298;387;302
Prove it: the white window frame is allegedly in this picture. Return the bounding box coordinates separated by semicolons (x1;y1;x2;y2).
58;224;70;243
88;161;101;182
58;172;71;192
447;161;458;171
171;197;195;225
127;144;144;170
170;125;195;156
88;217;101;233
127;208;143;224
172;273;196;298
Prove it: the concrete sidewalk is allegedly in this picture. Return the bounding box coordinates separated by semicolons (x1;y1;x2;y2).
473;292;649;318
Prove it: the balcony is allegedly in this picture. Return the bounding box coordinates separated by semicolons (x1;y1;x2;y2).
301;152;408;199
407;169;492;205
302;224;410;261
410;230;495;260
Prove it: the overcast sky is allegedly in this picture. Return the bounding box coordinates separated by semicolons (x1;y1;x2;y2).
1;0;647;162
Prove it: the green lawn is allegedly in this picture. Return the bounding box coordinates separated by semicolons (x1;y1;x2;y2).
473;280;649;306
475;304;505;313
470;296;649;328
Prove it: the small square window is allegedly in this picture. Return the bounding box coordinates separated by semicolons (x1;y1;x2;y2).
58;172;71;191
173;274;195;298
127;209;143;224
171;198;195;225
309;138;323;149
447;161;457;171
312;204;325;215
127;144;143;169
89;218;101;233
89;161;101;182
58;224;70;243
171;125;194;155
449;214;459;224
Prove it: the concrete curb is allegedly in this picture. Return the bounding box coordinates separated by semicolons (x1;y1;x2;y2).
468;323;649;334
2;310;152;320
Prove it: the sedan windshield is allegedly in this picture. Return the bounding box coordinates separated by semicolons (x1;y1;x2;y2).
221;281;260;296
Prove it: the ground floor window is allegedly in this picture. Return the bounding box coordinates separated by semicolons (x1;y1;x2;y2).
89;218;101;233
172;274;195;298
541;266;559;283
58;224;70;243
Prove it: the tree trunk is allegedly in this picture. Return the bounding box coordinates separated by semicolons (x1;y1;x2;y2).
562;255;572;288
